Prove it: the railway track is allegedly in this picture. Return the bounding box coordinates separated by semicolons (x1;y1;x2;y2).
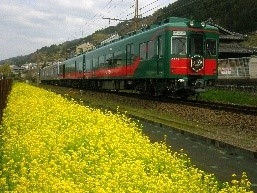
108;90;257;116
173;99;257;116
38;84;257;115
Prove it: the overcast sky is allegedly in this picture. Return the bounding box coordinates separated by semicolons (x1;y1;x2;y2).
0;0;175;61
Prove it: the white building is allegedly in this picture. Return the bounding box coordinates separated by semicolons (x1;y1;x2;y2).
76;42;95;55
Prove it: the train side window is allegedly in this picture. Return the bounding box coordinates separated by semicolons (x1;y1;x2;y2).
140;42;146;60
126;44;135;64
51;66;53;75
93;57;98;68
131;44;134;57
90;59;93;69
206;39;217;56
86;59;91;71
66;63;71;73
172;37;187;55
67;62;75;73
99;55;105;67
114;50;123;66
78;61;83;73
147;40;154;59
157;36;163;57
106;53;113;66
132;44;136;61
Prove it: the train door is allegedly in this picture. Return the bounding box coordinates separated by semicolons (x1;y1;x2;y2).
82;54;86;79
156;35;163;76
189;33;204;72
62;64;65;79
74;61;77;78
126;43;134;76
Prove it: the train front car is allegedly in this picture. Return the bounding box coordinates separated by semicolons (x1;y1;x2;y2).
167;17;219;98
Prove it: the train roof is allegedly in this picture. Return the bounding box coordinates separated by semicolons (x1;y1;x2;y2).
106;17;216;41
92;17;218;49
55;17;219;64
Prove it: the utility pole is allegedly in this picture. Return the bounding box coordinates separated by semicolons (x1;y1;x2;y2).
103;0;140;31
134;0;139;31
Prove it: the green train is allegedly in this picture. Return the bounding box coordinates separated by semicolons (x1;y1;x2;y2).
40;17;219;98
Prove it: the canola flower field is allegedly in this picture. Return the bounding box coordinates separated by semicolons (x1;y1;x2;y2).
0;83;252;192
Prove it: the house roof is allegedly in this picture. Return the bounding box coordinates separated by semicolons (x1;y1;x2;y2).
219;43;256;53
206;18;256;55
206;18;247;41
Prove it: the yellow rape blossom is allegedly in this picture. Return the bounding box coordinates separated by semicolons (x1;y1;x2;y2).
0;83;253;192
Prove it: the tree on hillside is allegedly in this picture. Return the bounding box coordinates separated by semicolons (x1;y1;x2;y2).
156;0;257;33
0;63;12;78
91;33;108;45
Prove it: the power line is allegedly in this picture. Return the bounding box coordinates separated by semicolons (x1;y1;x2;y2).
66;0;197;45
159;0;202;16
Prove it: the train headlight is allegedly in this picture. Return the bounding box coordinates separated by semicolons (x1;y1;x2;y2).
190;21;194;27
188;20;206;28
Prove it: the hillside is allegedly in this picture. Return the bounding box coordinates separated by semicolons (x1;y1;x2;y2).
156;0;257;33
1;0;257;66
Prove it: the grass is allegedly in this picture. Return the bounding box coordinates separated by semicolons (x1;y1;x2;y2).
199;89;257;106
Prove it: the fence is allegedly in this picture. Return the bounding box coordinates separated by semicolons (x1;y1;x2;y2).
0;79;13;124
218;57;251;79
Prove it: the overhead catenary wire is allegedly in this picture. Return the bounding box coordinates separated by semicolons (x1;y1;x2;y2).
64;0;204;47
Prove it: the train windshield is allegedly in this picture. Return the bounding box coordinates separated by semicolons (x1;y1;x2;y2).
190;34;203;55
171;37;187;55
206;39;217;56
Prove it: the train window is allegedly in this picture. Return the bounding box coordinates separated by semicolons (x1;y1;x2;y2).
50;67;53;76
78;61;83;73
61;64;65;77
131;44;134;56
140;42;146;60
58;64;63;75
172;37;187;55
206;39;217;56
106;53;113;66
190;34;203;55
53;66;58;76
126;44;135;64
86;59;91;71
93;57;98;68
147;41;154;59
75;61;77;73
90;59;93;69
99;55;105;67
157;36;163;57
114;50;124;66
132;44;136;60
66;63;72;73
